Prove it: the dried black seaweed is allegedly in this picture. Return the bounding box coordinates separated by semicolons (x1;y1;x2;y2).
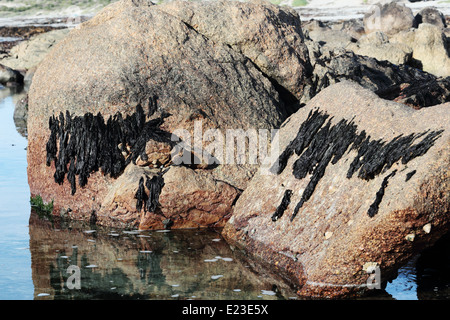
405;170;417;182
271;189;293;222
135;169;168;213
135;177;147;212
271;109;444;221
45;98;173;195
367;170;397;218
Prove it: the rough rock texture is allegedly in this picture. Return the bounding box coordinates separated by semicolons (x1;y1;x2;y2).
97;164;240;230
157;0;311;105
27;0;310;229
346;31;413;66
363;2;415;36
390;23;450;78
222;81;449;299
308;29;355;50
303;43;450;109
0;29;69;71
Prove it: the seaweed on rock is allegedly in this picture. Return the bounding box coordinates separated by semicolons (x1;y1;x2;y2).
405;170;417;182
45;98;173;195
271;189;293;222
271;109;444;221
145;173;165;213
367;170;397;218
135;169;168;213
135;177;147;212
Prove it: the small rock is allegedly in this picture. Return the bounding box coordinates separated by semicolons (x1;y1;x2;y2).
423;223;432;234
362;262;378;273
0;63;23;86
346;31;413;65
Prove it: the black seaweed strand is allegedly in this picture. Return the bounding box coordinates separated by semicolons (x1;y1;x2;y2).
367;170;397;218
271;189;293;222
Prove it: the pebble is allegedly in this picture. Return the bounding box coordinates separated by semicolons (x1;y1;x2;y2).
423;223;432;234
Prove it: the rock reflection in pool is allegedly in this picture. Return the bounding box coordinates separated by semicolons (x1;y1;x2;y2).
28;212;297;300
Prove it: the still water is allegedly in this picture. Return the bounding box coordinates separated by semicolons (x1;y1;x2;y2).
0;85;449;300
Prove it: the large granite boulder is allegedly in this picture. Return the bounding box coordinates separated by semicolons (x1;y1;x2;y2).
157;0;310;105
222;81;449;298
27;0;310;229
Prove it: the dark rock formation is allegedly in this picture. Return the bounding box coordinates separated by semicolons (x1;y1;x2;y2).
303;43;450;109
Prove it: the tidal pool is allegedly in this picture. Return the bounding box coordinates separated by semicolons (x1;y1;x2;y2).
0;85;449;300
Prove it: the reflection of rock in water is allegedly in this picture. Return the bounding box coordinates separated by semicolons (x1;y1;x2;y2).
29;211;297;300
416;232;450;300
13;94;28;137
0;83;28;137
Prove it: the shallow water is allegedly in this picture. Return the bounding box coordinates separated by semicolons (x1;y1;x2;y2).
0;85;449;300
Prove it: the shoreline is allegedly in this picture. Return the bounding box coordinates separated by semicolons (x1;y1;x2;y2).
298;0;450;21
0;1;449;27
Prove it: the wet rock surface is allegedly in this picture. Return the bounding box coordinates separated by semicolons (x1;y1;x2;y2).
223;81;449;298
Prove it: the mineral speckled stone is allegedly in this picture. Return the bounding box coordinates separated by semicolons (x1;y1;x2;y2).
222;81;449;299
27;0;310;229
